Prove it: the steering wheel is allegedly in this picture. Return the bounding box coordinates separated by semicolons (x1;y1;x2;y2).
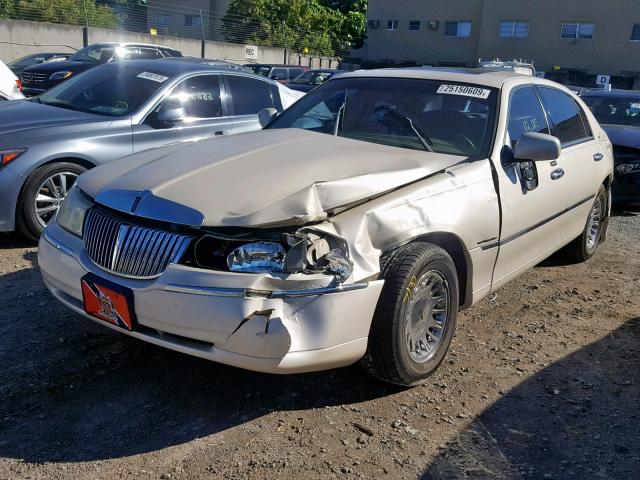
430;129;477;153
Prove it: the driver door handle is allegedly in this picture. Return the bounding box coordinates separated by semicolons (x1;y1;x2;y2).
550;168;565;180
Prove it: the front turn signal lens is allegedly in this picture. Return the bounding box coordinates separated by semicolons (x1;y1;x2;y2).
0;148;27;167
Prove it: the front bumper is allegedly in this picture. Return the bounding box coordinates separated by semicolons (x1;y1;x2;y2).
613;174;640;206
0;165;25;232
22;87;47;97
39;222;384;374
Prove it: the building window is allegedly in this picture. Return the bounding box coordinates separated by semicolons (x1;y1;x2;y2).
185;15;203;28
631;24;640;41
561;22;595;39
445;21;472;37
386;20;399;30
156;15;169;27
500;21;529;38
409;20;421;31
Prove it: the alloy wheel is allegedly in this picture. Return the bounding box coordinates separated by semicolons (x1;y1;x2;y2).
34;171;78;228
404;270;450;363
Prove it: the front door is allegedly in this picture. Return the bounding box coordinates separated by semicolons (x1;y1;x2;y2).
491;85;575;288
222;74;284;134
132;74;233;153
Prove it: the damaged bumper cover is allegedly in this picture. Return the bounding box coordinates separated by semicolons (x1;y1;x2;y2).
39;223;384;374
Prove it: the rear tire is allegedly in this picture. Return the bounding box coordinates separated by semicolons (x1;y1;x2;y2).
361;242;459;386
16;162;85;240
566;185;607;263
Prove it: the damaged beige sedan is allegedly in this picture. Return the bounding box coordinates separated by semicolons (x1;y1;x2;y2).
39;68;613;385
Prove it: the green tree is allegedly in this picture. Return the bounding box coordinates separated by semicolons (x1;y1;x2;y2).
0;0;117;28
223;0;366;56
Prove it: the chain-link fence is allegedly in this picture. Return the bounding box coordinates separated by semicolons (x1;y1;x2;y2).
0;0;357;59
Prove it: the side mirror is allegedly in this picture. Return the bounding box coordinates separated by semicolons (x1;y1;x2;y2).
258;107;278;128
513;132;561;162
156;106;185;126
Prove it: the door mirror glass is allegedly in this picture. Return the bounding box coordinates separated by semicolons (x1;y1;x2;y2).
157;106;186;126
258;107;278;128
513;132;561;162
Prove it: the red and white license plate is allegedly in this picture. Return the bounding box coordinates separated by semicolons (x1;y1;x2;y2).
81;274;137;331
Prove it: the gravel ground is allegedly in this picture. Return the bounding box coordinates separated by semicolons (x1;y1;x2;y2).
0;211;638;480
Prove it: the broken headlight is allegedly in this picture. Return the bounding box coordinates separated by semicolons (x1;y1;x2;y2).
199;229;353;282
227;242;286;273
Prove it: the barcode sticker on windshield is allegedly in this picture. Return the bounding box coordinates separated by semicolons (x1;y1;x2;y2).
437;84;491;99
137;72;169;83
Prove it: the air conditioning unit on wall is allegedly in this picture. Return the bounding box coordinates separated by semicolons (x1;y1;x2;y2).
367;19;380;29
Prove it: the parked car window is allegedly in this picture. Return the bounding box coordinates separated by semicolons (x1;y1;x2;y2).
38;64;169;116
167;75;222;119
226;75;275;115
244;65;271;77
268;77;498;157
507;87;550;148
538;87;591;145
270;68;288;81
288;68;304;79
123;47;163;60
582;95;640;127
68;44;114;63
8;54;49;69
293;71;333;85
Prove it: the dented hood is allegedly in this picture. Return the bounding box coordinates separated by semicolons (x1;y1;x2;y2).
78;129;464;227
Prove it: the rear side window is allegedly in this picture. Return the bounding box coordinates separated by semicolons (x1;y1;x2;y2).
538;87;591;145
168;75;222;118
507;86;550;148
270;68;288;81
226;75;275;115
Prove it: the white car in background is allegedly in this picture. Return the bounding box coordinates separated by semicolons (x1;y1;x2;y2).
0;59;25;100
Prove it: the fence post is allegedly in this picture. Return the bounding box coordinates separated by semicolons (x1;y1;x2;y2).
201;40;205;58
82;27;88;47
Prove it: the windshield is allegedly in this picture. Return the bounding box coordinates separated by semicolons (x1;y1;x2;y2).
38;63;171;116
69;44;114;63
268;77;498;156
293;71;333;85
583;95;640;127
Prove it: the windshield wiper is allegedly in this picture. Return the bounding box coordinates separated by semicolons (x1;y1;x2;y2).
42;101;80;112
379;106;434;153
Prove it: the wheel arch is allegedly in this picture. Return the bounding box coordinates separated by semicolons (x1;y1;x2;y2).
394;231;472;308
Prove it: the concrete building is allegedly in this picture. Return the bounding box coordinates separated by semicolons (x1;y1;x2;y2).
357;0;640;88
146;0;230;41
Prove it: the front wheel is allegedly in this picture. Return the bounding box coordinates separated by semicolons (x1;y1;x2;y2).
566;185;608;263
17;162;86;240
361;242;459;386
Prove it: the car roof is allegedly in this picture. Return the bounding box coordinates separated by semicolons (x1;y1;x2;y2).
244;64;307;68
581;89;640;99
89;42;180;51
99;59;281;79
342;67;530;88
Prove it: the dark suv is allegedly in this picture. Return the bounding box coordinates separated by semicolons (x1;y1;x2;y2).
21;42;182;96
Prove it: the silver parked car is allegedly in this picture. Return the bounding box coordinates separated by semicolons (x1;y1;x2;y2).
39;68;613;386
0;59;303;238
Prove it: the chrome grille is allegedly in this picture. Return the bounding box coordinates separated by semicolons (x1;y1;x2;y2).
21;71;48;84
83;209;192;278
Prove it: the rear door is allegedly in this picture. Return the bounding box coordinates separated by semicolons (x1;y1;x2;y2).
222;74;283;134
132;74;233;152
491;85;576;288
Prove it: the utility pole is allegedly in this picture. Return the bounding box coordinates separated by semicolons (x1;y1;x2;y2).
199;9;206;58
82;0;89;47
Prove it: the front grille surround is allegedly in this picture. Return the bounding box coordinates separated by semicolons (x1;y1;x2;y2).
83;208;193;279
22;71;49;84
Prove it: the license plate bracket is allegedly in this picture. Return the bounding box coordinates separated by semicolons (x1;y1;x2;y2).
81;273;137;331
